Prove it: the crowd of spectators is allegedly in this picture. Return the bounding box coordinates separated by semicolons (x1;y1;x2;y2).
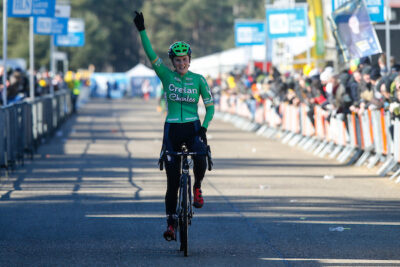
208;54;400;126
0;66;70;106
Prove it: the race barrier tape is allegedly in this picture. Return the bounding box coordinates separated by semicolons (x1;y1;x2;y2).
216;94;400;182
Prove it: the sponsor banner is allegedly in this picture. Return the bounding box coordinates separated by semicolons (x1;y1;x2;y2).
54;32;85;47
34;17;68;35
8;0;56;17
332;0;384;22
234;20;266;46
54;18;85;47
331;0;382;60
266;6;308;39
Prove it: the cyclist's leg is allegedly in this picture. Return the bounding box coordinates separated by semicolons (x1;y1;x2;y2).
163;122;182;217
188;120;207;189
165;155;181;215
187;121;207;208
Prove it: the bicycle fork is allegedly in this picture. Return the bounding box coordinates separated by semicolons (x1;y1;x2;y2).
181;156;193;223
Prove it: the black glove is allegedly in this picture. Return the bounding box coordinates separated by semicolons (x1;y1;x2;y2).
198;126;207;144
133;11;145;31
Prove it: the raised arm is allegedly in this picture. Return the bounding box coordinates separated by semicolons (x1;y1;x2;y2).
133;11;168;76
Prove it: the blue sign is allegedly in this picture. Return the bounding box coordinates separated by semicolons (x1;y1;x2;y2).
34;17;68;35
266;6;308;39
8;0;56;17
54;18;85;47
54;32;85;47
234;21;265;46
332;0;384;23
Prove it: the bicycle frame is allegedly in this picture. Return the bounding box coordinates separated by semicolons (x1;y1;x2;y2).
177;151;193;225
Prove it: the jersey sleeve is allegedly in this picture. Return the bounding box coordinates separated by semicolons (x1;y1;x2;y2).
199;75;215;129
139;30;170;80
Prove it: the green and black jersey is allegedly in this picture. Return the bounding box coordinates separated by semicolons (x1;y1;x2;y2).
138;30;214;129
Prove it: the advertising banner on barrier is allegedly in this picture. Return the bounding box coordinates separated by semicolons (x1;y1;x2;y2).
8;0;56;17
266;6;308;39
54;18;85;47
234;20;266;46
331;0;382;60
34;17;69;35
332;0;384;23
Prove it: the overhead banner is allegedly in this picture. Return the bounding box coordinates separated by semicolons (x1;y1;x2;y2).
234;20;266;46
332;0;384;23
266;6;308;39
7;0;56;17
54;19;85;47
34;17;69;35
331;0;382;60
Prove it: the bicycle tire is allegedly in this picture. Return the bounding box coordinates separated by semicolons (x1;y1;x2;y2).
179;174;189;256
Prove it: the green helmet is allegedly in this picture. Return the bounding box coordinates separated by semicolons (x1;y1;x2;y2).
168;41;192;59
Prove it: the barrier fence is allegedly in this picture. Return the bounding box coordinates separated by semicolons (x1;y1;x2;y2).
215;93;400;183
0;90;73;176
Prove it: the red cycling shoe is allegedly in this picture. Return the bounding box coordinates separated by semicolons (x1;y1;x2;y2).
163;225;176;241
193;188;204;208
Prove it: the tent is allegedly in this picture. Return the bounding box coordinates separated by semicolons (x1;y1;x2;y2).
125;63;160;97
126;63;157;77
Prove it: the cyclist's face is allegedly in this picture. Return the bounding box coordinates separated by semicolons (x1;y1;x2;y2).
172;55;190;75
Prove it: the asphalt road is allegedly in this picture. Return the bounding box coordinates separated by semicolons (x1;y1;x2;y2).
1;98;400;266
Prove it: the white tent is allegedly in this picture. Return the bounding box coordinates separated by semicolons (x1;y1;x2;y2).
126;63;157;77
125;63;160;97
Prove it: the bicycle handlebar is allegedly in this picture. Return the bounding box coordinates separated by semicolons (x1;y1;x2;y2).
158;145;213;171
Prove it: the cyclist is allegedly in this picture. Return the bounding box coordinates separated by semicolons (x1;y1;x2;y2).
133;11;214;241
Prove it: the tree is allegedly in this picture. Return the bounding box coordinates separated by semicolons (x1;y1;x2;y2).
1;0;267;72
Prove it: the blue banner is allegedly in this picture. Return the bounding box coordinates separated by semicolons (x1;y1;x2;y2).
54;18;85;47
8;0;56;18
234;21;265;46
266;6;308;39
332;0;384;22
54;32;85;47
331;0;382;60
34;17;68;35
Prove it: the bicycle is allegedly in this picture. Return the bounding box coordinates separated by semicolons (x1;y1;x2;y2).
159;143;213;257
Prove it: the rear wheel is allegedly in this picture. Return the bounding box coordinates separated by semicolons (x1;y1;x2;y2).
179;174;188;256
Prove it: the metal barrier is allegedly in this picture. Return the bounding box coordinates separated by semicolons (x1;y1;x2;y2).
216;94;400;182
0;90;73;177
0;109;5;169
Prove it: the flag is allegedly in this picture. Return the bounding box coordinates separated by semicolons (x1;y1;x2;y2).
330;0;382;61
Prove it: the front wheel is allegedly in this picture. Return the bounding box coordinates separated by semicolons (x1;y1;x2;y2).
179;174;189;256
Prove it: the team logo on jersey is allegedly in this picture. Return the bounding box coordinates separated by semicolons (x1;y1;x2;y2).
168;84;198;94
174;77;181;82
169;94;196;103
